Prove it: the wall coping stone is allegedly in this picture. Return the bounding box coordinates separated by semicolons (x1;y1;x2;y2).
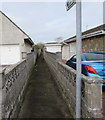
4;59;26;75
82;76;104;84
0;68;6;74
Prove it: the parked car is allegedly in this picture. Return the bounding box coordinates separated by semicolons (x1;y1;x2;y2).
66;52;105;83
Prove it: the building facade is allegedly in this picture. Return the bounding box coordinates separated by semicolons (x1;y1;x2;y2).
0;11;34;65
62;24;105;60
45;42;62;53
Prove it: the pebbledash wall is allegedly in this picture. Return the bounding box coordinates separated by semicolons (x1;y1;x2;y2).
44;51;104;118
0;50;38;119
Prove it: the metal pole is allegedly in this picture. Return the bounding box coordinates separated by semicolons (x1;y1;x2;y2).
76;0;82;119
103;1;105;25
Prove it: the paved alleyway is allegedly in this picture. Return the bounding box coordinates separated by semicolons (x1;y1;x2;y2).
18;54;71;118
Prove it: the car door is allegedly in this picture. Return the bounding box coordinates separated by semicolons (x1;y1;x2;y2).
70;55;77;69
66;55;76;69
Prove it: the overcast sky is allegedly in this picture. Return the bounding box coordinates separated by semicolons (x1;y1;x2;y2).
1;2;103;43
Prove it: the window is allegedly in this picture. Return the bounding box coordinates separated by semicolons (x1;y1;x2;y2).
71;55;83;62
71;55;76;62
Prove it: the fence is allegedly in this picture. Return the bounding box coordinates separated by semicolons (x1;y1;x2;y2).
44;51;104;118
0;51;37;119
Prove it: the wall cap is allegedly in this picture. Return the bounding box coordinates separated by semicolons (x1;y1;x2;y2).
0;67;6;74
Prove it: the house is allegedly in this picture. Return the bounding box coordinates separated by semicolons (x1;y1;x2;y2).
61;24;105;60
45;42;62;53
0;11;34;65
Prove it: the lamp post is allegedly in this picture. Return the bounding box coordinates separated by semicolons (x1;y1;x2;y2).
66;0;82;118
76;1;82;118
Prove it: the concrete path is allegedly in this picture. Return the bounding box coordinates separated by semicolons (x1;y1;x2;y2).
18;54;71;118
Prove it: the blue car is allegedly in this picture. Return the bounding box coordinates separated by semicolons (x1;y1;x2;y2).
66;52;105;81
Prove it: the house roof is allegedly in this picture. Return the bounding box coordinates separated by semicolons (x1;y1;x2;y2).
0;11;34;45
45;42;62;46
45;42;61;44
63;24;105;44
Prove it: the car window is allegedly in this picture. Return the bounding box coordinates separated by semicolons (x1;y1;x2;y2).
71;55;83;62
71;55;76;62
85;53;105;61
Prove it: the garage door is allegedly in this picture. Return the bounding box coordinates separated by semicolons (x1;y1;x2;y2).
70;43;76;57
47;46;61;53
0;45;20;65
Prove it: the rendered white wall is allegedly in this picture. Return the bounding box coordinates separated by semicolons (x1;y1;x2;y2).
62;45;69;60
25;42;32;53
69;42;76;57
0;12;34;64
62;42;76;60
46;46;61;53
0;45;20;65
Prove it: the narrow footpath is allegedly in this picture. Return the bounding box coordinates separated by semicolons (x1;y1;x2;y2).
18;54;71;118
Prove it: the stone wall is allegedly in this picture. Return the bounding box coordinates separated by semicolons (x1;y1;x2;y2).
0;51;37;119
44;51;104;118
